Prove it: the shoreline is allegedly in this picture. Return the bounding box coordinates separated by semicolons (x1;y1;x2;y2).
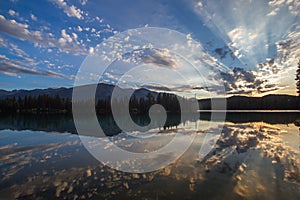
198;110;300;113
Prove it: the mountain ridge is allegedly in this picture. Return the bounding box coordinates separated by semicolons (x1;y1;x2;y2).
0;83;159;101
199;94;300;110
0;84;299;110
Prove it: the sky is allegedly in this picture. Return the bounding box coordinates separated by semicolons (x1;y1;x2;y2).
0;0;299;97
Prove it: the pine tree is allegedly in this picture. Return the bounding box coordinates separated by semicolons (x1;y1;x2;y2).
296;60;300;96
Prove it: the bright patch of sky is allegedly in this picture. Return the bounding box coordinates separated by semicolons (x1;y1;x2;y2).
0;0;299;97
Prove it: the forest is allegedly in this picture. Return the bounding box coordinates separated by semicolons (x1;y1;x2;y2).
0;92;182;114
198;95;300;110
1;92;299;114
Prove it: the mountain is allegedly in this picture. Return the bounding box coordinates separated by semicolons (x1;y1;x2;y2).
0;83;158;101
1;85;299;110
0;87;72;99
199;94;300;110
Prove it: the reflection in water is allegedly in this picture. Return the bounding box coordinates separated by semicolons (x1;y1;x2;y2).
198;123;300;199
0;114;77;134
0;114;300;199
0;112;299;134
0;114;187;135
200;112;300;124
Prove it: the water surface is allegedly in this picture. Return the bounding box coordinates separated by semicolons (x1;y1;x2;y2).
0;113;299;199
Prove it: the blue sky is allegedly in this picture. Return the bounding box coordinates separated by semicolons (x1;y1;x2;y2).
0;0;299;97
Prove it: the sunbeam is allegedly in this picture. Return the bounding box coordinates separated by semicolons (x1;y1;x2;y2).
193;0;300;95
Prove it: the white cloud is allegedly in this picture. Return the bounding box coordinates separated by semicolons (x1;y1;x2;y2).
58;38;67;46
0;15;40;42
8;9;18;17
95;16;103;23
72;32;78;39
61;29;72;43
227;27;259;55
228;27;244;41
80;0;88;6
268;0;286;7
186;33;192;40
9;43;28;57
49;0;83;19
124;36;130;41
2;43;38;67
30;13;37;21
0;54;9;60
88;47;94;54
196;1;203;8
0;15;86;55
23;57;38;66
0;36;7;48
267;10;277;16
267;7;280;16
103;72;118;80
268;0;299;15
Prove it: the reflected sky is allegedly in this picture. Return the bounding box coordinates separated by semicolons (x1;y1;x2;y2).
0;119;299;199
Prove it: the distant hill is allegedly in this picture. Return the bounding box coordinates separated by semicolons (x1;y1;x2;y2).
0;84;182;114
0;83;158;101
199;94;300;110
1;85;299;111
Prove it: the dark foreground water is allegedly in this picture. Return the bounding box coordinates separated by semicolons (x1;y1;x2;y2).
0;113;300;199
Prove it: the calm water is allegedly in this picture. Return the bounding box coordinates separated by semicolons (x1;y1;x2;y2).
0;113;300;199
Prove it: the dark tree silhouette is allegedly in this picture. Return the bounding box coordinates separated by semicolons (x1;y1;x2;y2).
0;92;184;114
0;94;71;114
296;60;300;96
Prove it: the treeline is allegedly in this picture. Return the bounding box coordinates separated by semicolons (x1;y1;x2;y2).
199;95;300;110
0;92;183;114
128;93;180;114
226;95;300;110
81;92;182;114
0;95;72;114
2;93;299;114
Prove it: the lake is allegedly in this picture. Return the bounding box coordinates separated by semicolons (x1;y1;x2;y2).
0;113;300;199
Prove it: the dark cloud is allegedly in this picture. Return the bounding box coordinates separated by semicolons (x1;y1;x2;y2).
142;66;280;96
0;62;69;78
142;84;171;91
171;84;226;95
121;48;179;69
139;49;178;69
257;59;281;75
226;90;252;95
192;86;210;91
214;46;236;60
141;55;177;68
257;87;279;93
221;67;256;90
264;84;276;89
141;84;212;93
220;67;278;95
